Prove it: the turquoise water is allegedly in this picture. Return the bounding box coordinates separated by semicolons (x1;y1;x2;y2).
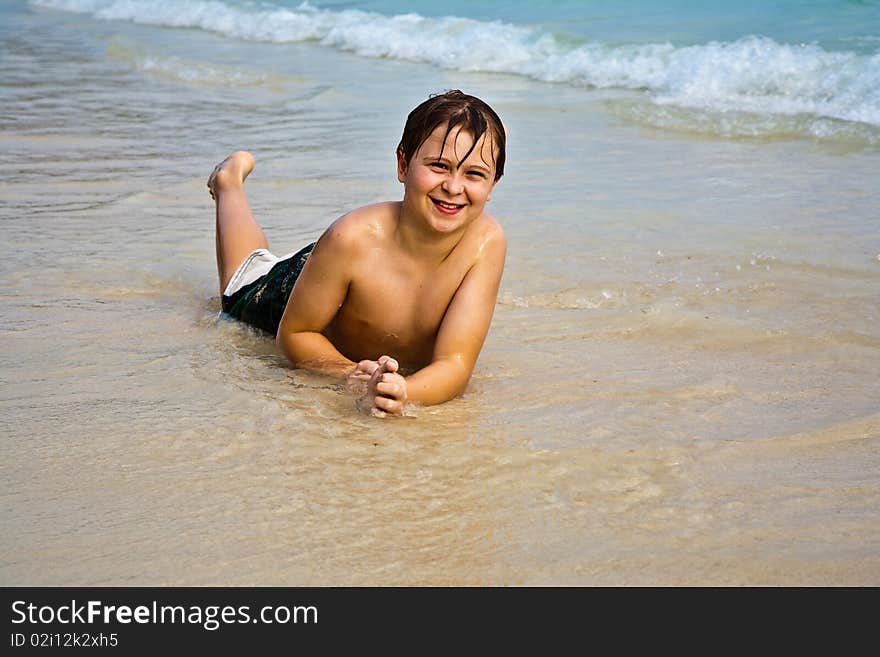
28;0;880;140
316;0;880;51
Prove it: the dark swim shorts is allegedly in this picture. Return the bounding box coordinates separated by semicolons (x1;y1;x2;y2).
221;242;315;335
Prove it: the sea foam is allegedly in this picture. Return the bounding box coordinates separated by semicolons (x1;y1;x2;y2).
31;0;880;135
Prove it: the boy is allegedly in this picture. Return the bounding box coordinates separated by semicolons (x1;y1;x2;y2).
209;90;506;417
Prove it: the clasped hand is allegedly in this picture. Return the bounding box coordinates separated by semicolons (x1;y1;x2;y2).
347;355;408;417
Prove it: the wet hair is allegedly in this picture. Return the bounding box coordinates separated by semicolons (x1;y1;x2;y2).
397;90;506;181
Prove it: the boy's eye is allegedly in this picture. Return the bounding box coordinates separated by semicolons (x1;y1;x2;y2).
429;162;448;170
467;170;487;179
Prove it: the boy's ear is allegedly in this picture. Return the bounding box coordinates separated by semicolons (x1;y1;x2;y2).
487;178;499;202
396;148;408;183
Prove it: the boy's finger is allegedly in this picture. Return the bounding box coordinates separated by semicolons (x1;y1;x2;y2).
374;395;402;415
377;355;399;372
358;359;379;375
375;381;401;399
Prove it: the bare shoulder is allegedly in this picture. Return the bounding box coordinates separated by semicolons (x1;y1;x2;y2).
315;201;400;253
480;212;506;243
470;212;507;260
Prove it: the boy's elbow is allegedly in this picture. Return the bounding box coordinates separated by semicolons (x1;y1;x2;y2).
275;323;300;364
408;357;472;406
442;356;474;400
275;332;293;365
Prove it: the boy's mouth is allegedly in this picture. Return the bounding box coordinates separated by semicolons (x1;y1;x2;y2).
430;197;466;214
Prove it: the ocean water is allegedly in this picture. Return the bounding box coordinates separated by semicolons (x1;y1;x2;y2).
27;0;880;141
1;0;879;585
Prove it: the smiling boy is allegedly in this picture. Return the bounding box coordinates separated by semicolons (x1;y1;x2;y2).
209;90;507;417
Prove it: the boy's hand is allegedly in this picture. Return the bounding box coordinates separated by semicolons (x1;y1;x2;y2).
347;356;407;417
369;356;407;417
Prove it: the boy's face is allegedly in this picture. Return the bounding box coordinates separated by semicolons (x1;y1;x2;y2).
397;124;498;234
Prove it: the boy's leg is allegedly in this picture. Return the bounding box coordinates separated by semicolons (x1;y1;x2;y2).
208;151;269;295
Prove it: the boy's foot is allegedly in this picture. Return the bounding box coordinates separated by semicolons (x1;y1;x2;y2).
207;151;255;200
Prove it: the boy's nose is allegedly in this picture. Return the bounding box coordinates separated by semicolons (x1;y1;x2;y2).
441;173;464;195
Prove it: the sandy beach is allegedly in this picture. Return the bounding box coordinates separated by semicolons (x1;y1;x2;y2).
2;0;879;585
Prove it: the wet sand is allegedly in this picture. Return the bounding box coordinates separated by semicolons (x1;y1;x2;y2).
2;4;879;585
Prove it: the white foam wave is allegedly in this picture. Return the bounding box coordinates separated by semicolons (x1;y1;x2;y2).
32;0;880;132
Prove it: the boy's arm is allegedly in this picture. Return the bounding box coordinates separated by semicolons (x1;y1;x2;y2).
275;220;357;378
404;224;507;406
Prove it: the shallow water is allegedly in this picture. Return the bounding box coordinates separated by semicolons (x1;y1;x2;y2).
2;1;879;585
